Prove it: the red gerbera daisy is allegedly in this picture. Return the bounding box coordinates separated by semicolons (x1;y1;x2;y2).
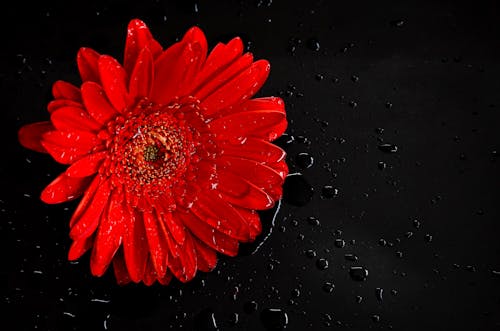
18;19;288;285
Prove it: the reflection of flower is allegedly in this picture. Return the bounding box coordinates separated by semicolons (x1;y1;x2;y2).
18;19;288;285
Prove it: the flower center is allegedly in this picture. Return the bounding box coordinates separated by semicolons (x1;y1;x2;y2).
106;99;196;196
143;145;160;162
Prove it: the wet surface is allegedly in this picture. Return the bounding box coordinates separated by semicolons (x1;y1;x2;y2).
2;0;500;330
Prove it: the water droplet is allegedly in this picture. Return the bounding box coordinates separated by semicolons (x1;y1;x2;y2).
315;73;324;81
424;234;433;242
375;127;384;134
375;288;384;301
307;216;320;226
377;161;387;170
396;251;403;258
305;249;317;258
291;288;301;298
413;219;421;229
230;312;239;325
390;19;405;27
351;75;359;82
349;266;369;281
379;238;387;246
295;153;314;169
378;143;398;153
194;309;218;330
260;308;289;330
334;239;345;248
371;314;381;323
322;282;335;293
348;100;358;108
244;300;259;314
307;38;321;51
344;253;358;262
283;174;314;206
321;185;338;199
316;258;329;270
385;102;393;109
355;295;363;303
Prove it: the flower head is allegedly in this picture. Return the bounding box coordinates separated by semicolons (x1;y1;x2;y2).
18;19;288;285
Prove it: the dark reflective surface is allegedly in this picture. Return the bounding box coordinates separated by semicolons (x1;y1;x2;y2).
3;0;500;330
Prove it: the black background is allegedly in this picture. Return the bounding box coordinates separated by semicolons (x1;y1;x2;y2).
2;0;500;330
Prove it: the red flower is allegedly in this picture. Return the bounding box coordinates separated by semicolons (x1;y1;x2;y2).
18;19;287;285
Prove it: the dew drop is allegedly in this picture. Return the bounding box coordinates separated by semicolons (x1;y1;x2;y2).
316;258;329;270
375;288;384;301
349;266;369;281
322;282;335;293
244;301;259;314
282;174;314;206
344;253;358;262
260;308;289;330
378;144;398;153
295;152;314;169
307;38;321;51
321;185;338;199
334;239;345;248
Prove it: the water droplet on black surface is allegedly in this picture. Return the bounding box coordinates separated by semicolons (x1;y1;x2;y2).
351;75;359;82
390;19;405;27
316;258;329;270
378;238;387;247
244;301;259;314
356;295;363;303
307;216;320;226
344;253;358;261
296;153;314;169
377;161;387;170
321;185;338;199
307;38;321;51
413;219;421;229
375;288;384;301
385;102;393;109
378;144;398;153
350;266;369;281
283;174;314;206
334;239;345;248
322;282;335;293
260;308;289;330
305;249;317;258
349;100;358;108
424;234;433;242
371;314;381;323
194;308;218;330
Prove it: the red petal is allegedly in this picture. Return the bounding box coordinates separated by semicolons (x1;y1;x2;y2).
150;41;203;104
216;156;285;199
199;60;270;117
68;235;94;260
220;137;286;164
65;151;106;178
193;237;217;272
193;53;253;101
209;109;286;143
47;99;84;114
217;169;274;210
191;37;243;90
143;256;157;286
113;251;132;285
98;55;129;112
90;190;125;277
51;106;102;132
77;47;101;83
124;19;158;75
128;47;154;100
52;80;82;102
232;207;262;240
158;211;185;246
41;173;92;204
18;121;53;153
42;130;101;164
179;211;239;257
143;211;168;278
169;234;197;283
70;176;101;227
122;206;148;283
81;82;119;125
157;271;173;285
69;179;111;240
